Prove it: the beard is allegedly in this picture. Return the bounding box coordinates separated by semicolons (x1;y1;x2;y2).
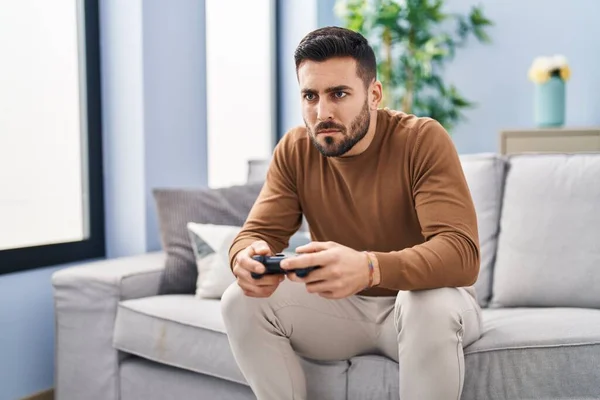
305;100;371;158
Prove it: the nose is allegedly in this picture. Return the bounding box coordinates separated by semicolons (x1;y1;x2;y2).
316;99;334;121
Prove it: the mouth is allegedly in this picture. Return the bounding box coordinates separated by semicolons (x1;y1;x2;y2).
317;129;341;135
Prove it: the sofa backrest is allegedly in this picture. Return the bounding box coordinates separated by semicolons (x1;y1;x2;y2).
458;154;507;307
247;152;600;310
247;159;271;184
488;152;600;309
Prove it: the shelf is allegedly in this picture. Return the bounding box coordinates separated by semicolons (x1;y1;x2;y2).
499;128;600;155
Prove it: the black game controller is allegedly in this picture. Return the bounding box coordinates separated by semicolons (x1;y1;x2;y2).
251;253;320;279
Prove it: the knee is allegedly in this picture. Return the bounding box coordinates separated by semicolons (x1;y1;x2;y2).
220;282;248;326
394;288;462;330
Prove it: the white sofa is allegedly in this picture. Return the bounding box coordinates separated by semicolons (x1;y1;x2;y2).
52;152;600;400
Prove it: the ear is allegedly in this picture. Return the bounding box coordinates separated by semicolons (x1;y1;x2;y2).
369;80;383;110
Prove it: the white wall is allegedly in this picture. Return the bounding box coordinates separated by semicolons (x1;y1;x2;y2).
101;0;207;257
205;0;276;188
142;0;208;251
100;0;147;256
278;0;318;134
442;0;600;153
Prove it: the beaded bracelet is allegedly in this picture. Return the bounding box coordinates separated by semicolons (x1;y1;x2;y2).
363;251;374;289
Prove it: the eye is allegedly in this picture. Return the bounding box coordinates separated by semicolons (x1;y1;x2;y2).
333;91;347;99
304;93;316;101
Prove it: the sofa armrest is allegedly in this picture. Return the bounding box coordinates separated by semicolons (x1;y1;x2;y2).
52;251;166;400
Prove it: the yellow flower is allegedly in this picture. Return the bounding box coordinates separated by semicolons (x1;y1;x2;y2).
528;55;571;84
528;67;550;84
560;65;571;81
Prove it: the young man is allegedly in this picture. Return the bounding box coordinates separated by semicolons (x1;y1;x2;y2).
221;26;482;400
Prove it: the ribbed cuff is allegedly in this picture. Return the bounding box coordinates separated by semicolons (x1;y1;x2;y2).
371;251;407;291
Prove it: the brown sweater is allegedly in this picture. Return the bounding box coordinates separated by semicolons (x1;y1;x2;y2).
228;109;480;296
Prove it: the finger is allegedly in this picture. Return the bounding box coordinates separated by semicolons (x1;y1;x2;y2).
281;251;330;270
235;264;284;285
236;254;266;275
286;271;304;283
239;241;273;274
297;266;328;284
317;291;339;300
295;241;335;254
236;279;261;296
251;274;285;287
305;278;343;295
237;280;278;297
233;264;257;281
250;240;272;255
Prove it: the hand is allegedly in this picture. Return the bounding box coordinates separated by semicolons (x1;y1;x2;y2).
280;241;374;299
233;240;284;298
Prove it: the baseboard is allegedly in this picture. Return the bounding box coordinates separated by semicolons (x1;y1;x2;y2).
20;388;54;400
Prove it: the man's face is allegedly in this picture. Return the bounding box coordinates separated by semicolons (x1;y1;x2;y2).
297;57;372;157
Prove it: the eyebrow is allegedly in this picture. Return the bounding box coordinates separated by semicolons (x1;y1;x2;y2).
301;85;354;95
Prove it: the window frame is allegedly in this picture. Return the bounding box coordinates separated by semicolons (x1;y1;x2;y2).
0;0;105;275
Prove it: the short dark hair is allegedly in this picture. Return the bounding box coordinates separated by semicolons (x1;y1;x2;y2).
294;26;377;86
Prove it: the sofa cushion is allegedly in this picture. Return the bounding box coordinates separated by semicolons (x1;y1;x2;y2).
153;184;264;295
113;295;348;400
459;153;507;307
490;153;600;308
463;307;600;399
120;356;254;400
347;308;600;400
114;297;600;400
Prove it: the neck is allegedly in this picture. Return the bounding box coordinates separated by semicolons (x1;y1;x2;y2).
339;109;378;157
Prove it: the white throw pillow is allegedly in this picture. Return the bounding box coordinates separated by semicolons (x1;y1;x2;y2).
187;223;240;299
187;222;311;299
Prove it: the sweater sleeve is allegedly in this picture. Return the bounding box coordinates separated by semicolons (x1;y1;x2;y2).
373;120;480;290
228;133;304;269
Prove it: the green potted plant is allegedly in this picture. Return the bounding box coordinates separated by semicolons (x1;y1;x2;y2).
335;0;493;133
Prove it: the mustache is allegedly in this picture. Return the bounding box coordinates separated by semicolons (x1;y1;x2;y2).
315;121;345;133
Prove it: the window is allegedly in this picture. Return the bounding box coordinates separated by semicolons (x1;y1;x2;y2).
0;0;104;274
205;0;278;188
